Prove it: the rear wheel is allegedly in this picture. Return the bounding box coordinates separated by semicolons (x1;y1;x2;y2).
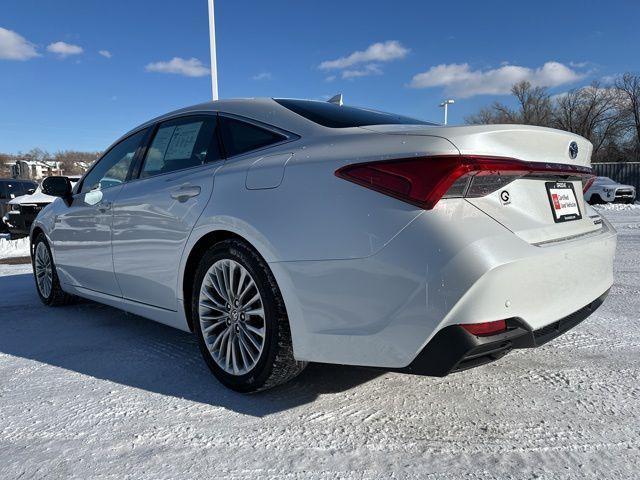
589;194;604;205
192;239;307;393
33;234;74;306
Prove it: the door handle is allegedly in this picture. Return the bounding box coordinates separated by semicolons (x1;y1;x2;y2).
98;201;112;213
170;185;201;202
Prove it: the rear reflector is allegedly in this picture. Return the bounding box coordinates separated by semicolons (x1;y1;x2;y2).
335;156;594;210
461;320;507;337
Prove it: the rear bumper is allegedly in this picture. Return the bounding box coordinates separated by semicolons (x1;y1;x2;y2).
400;289;609;376
272;199;616;369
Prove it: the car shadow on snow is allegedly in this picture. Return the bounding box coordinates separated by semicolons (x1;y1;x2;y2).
0;272;381;416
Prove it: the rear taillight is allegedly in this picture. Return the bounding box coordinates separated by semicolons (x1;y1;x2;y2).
461;320;507;336
335;156;593;210
582;176;596;193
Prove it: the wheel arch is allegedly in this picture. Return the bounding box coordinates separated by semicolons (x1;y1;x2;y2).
30;226;45;258
181;229;268;332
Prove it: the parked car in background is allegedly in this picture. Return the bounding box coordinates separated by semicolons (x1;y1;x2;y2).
0;178;38;233
31;98;616;393
585;176;636;204
3;177;81;238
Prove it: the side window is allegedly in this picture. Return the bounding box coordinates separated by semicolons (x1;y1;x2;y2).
80;129;147;194
6;181;24;198
219;116;285;158
140;115;220;179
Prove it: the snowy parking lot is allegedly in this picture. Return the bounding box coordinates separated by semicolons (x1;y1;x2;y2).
1;205;639;479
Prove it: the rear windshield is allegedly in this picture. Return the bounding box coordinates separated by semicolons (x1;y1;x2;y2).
274;99;434;128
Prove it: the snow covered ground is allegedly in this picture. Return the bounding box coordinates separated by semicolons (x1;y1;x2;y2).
0;235;29;259
0;207;639;479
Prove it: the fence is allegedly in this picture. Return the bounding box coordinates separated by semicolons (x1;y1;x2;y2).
591;162;640;192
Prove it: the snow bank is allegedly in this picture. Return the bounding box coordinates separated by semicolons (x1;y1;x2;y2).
593;202;640;211
0;236;30;259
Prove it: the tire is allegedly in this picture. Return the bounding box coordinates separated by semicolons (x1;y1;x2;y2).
589;194;603;205
192;239;307;393
32;234;75;306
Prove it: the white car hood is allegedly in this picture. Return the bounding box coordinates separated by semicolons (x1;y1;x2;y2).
8;190;56;205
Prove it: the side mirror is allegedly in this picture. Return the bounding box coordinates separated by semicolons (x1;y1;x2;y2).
41;176;73;198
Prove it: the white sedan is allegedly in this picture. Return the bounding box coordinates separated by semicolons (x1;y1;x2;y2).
30;98;616;392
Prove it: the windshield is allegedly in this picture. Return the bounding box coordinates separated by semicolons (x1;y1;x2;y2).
274;99;434;128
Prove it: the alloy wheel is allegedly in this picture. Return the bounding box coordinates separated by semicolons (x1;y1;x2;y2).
198;259;266;375
35;242;53;299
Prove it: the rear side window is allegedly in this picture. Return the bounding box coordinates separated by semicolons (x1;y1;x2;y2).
274;99;434;128
219;116;285;158
140;115;221;179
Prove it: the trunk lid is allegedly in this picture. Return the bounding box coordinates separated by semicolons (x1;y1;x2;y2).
361;124;600;244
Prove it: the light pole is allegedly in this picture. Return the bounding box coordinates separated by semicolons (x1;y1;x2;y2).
207;0;219;101
439;99;455;125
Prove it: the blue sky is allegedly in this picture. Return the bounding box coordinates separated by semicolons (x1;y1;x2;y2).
1;0;638;153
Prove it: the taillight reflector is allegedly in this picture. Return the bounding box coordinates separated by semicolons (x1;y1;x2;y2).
335;156;593;210
461;320;507;337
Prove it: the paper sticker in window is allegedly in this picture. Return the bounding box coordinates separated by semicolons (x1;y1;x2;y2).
164;122;203;160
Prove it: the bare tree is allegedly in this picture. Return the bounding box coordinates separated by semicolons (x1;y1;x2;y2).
465;76;640;162
0;149;98;178
616;72;640;151
53;150;100;175
466;103;516;124
512;81;553;126
466;81;552;126
0;153;12;177
552;82;625;160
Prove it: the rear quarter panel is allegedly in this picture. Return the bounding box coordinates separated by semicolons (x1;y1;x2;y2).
188;131;460;263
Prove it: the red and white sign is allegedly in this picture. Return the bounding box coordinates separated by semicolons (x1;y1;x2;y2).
548;184;580;221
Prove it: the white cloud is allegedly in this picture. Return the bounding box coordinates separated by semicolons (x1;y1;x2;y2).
47;41;83;58
319;40;409;70
99;50;112;59
0;27;39;60
145;57;209;77
569;61;588;68
342;64;383;79
325;75;336;82
409;61;585;97
252;72;272;81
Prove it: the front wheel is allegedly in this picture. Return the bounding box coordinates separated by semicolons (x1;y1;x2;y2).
192;239;307;393
32;234;74;306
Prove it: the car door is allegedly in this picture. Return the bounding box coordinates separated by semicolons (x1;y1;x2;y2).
111;114;223;310
52;128;149;296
